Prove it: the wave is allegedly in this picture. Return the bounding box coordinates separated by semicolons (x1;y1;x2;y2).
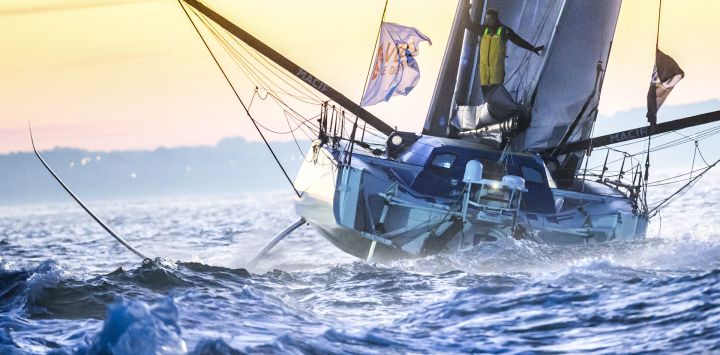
1;219;719;353
0;259;253;319
386;265;720;353
76;297;187;354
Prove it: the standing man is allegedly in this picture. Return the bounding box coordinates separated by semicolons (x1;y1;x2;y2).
466;9;545;94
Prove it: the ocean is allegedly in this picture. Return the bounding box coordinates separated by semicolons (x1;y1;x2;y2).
0;182;719;354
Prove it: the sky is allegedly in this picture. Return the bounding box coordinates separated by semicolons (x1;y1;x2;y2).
1;0;720;154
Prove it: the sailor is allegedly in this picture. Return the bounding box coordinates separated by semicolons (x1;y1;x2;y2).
466;9;545;94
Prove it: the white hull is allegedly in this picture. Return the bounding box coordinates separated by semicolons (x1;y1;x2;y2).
294;144;648;261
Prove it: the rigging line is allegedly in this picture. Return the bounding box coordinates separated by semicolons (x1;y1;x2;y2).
247;88;265;110
215;60;324;127
204;20;323;107
218;36;322;105
253;90;320;141
248;88;322;137
647;172;712;187
648;176;708;188
199;16;321;105
655;0;662;50
648;158;720;214
267;93;322;132
586;150;640;173
195;18;267;91
225;33;323;102
197;16;323;137
647;166;712;185
660;127;720;154
251;86;322;130
229;43;321;103
284;112;306;158
198;16;318;107
642;130;718;155
282;108;321;134
593;123;720;170
179;1;302;198
648;159;719;217
210;19;322;102
340;113;385;141
586;125;720;171
283;111;315;141
347;0;390;162
217;37;267;91
249;112;320;135
603;131;673;149
214;34;265;88
28;124;149;261
696;144;712;167
689;141;698;181
267;91;321;126
336;105;384;138
356;0;390;113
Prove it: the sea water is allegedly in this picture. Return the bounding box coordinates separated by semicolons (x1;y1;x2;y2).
0;180;719;354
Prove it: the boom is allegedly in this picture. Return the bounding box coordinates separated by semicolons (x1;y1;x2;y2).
554;110;720;154
181;0;394;136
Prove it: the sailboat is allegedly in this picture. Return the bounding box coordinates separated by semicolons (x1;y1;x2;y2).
174;0;720;262
288;1;649;261
30;0;720;264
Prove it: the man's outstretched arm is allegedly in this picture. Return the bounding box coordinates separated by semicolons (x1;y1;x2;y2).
506;27;544;55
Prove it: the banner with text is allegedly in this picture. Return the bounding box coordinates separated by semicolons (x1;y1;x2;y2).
360;22;431;107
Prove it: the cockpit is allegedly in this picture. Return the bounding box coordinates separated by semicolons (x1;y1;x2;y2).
384;133;555;214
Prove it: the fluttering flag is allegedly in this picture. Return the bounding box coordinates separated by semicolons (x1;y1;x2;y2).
360;22;431;107
646;49;684;125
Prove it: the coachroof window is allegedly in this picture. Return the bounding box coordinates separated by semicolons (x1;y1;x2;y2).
521;166;544;184
431;153;456;169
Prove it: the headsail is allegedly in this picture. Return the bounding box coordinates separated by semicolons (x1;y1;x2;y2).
424;0;569;136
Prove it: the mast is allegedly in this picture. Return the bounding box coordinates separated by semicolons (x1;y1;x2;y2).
181;0;394;136
553;110;720;154
423;0;469;136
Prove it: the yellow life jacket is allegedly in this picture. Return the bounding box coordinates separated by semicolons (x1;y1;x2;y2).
479;26;506;86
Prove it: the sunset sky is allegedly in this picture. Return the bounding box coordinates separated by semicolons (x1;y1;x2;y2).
2;0;720;153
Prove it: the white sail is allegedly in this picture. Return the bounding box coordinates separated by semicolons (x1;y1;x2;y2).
514;0;621;151
424;0;622;160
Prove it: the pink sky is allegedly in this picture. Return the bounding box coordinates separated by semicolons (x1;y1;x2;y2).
2;0;720;153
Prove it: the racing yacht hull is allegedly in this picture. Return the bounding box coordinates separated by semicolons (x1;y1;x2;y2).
294;139;648;261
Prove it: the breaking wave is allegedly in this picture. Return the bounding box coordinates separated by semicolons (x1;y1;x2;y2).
0;195;718;353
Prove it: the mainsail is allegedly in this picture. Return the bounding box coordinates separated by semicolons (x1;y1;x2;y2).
424;0;622;170
514;1;621;151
